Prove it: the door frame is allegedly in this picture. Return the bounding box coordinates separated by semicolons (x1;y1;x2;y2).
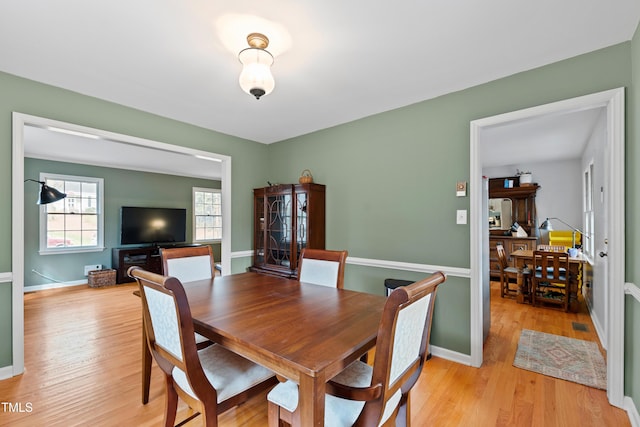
469;87;625;407
11;112;233;376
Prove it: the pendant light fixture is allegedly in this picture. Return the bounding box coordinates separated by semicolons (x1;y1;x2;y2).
238;33;275;100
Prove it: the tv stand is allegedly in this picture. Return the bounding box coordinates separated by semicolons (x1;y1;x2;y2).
112;247;161;284
112;244;203;284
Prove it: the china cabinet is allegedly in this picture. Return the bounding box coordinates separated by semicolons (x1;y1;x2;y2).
250;183;325;278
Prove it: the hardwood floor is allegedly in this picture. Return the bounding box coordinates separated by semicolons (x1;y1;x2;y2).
0;281;630;426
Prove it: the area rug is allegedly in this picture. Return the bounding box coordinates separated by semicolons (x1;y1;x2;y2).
513;329;607;389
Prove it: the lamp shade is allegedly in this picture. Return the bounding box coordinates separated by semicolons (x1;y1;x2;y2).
238;47;275;99
539;218;553;231
38;183;67;205
25;179;67;205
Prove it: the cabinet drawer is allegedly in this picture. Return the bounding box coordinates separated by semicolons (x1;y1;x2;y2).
509;240;532;253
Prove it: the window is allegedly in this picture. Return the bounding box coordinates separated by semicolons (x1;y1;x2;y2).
40;173;104;254
193;187;222;242
583;163;594;256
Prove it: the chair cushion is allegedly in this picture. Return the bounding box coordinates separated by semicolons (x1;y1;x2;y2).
504;267;530;275
267;360;372;427
172;343;274;403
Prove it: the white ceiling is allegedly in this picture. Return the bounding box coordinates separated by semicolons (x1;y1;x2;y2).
1;1;639;146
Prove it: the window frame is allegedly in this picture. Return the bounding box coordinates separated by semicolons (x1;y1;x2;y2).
193;187;222;243
38;173;105;255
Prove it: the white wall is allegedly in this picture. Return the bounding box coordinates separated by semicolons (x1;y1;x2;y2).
483;160;582;242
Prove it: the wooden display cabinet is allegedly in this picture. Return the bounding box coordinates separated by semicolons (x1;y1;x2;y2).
250;183;326;278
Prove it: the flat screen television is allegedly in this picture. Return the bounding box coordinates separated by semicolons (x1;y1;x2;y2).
120;206;187;246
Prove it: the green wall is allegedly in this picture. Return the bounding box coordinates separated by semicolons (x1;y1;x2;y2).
0;71;269;367
268;43;632;354
23;158;221;286
625;22;640;412
1;31;639;410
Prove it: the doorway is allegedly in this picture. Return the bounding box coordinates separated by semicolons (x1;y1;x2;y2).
11;113;232;376
469;88;625;407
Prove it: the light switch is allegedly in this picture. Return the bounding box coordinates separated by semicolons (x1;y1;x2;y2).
456;209;467;225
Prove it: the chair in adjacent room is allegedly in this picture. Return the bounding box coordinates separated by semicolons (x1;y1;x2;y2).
129;267;277;427
531;250;571;311
297;248;348;288
267;271;446;427
496;244;530;298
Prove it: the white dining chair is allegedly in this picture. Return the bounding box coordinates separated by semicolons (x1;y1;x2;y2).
129;266;276;427
267;271;446;427
297;248;348;288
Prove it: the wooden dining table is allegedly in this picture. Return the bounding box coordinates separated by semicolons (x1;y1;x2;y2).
510;249;589;311
139;271;387;427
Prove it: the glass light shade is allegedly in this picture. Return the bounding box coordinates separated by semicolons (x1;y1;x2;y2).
238;47;275;99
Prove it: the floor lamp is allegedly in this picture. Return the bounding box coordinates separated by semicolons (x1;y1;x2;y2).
539;217;589;248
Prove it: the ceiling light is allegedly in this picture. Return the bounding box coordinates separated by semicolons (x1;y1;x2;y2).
238;33;275;100
47;126;100;139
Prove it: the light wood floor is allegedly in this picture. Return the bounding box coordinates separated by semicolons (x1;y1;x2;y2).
0;281;630;426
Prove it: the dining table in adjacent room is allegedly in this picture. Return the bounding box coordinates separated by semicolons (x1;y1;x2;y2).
141;271;387;427
510;248;589;311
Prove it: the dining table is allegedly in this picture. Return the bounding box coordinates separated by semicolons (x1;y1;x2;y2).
138;271;387;427
510;249;589;311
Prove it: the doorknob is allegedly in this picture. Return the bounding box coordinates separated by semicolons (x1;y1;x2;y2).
599;251;608;257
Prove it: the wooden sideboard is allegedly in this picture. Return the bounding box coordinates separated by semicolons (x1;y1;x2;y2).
489;236;538;279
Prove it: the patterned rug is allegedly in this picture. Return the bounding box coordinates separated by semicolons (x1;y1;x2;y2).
513;329;607;389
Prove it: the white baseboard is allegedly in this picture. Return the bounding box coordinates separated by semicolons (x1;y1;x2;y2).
0;364;14;380
626;396;640;427
429;344;472;366
24;280;87;293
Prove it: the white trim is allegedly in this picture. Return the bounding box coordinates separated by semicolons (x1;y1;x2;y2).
347;256;470;278
429;344;472;366
11;112;233;377
23;280;88;292
229;251;472;278
470;88;626;405
0;365;14;380
231;250;254;259
625;282;640;303
625;396;640;427
0;272;12;283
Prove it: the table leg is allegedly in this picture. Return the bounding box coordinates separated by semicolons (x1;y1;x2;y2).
297;373;325;427
142;316;152;404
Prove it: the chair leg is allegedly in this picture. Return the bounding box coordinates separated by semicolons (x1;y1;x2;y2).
164;376;178;427
395;393;410;427
268;401;283;427
142;318;152;404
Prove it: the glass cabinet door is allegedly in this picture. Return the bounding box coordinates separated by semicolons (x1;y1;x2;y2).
266;192;292;268
295;191;308;266
255;195;265;265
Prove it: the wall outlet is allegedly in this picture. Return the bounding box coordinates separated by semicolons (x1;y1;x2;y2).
84;264;102;276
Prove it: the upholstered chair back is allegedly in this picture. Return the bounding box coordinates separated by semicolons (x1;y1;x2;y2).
297;248;348;288
161;245;215;283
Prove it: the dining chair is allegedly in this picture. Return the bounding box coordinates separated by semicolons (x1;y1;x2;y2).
496;244;530;298
297;248;348;288
129;266;277;427
160;245;217;283
267;271;446;427
531;250;571;311
135;245;215;404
